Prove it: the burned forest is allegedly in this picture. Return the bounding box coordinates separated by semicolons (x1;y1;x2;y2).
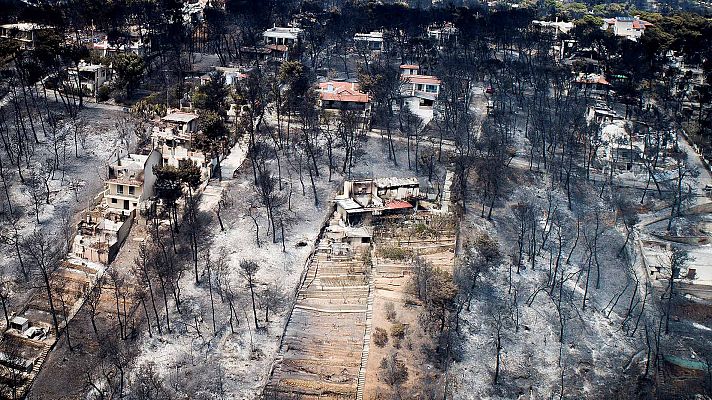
0;0;711;399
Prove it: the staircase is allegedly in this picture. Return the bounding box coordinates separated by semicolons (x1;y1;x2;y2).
32;343;52;374
17;341;54;398
356;249;376;400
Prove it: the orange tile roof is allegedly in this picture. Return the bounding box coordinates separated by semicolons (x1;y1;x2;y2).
400;64;420;69
631;20;653;29
266;44;289;52
318;82;370;103
575;74;610;86
385;199;413;210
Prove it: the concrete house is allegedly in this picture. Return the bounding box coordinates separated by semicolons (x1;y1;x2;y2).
263;26;302;61
354;31;384;51
67;61;109;96
532;20;576;59
93;39;147;57
334;178;421;224
91;26;150;57
152;110;216;182
532;19;574;35
214;66;250;86
400;64;420;76
263;26;302;47
400;65;441;108
9;316;29;332
373;177;420;200
0;23;52;50
427;23;458;46
103;150;161;215
601;16;653;41
162;110;199;137
599;121;645;172
72;208;133;264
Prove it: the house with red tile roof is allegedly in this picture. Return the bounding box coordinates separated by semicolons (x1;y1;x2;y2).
400;64;420;75
317;81;371;115
400;65;442;107
574;73;611;92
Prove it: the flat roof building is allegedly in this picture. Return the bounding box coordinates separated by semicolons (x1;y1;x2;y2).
263;26;302;47
354;31;384;51
0;22;53;50
104;150;161;216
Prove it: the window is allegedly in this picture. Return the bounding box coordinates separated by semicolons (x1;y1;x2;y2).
426;85;438;93
111;198;117;204
117;185;124;194
129;186;135;195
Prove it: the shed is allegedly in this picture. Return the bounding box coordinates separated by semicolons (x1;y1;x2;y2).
10;316;29;332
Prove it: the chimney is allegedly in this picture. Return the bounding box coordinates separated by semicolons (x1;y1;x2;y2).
327;83;334;92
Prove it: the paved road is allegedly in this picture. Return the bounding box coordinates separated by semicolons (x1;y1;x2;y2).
42;88;127;112
678;131;712;191
199;138;249;213
0;84;127;112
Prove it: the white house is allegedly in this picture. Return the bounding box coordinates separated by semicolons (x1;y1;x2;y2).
574;73;610;92
67;61;109;96
152;110;216;182
427;23;458;46
263;26;302;47
532;20;574;35
262;26;303;61
92;39;147;57
214;66;250;86
151;128;214;182
0;23;52;50
400;66;441;108
103;150;161;215
354;31;384;51
162;110;199;137
599;121;644;171
601;16;653;41
334;178;420;225
400;64;420;76
91;25;150;57
72;208;133;265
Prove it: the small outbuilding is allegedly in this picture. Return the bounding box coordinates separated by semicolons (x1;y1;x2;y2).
10;316;29;332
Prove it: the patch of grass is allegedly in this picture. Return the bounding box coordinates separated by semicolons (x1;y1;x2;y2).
413;223;437;238
378;246;413;261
